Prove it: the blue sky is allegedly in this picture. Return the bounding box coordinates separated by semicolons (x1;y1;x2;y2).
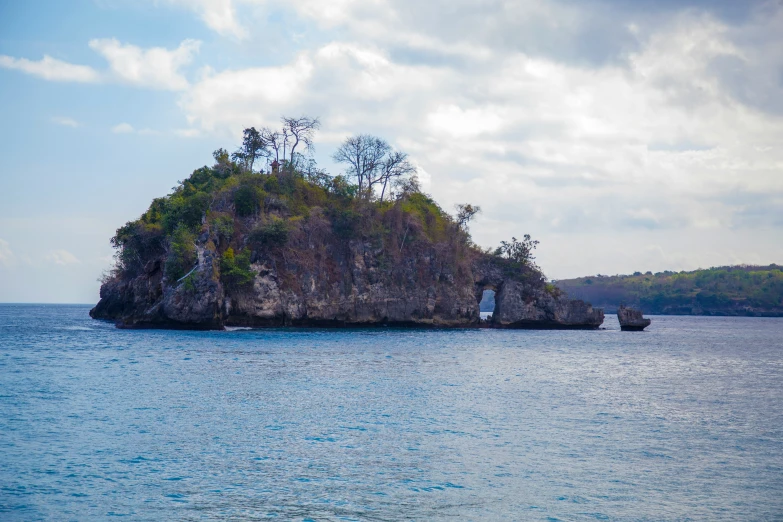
1;0;782;303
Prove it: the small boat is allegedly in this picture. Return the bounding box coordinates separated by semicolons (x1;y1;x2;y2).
617;305;651;331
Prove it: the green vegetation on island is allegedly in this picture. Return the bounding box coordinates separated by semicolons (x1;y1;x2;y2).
106;116;542;297
556;266;783;316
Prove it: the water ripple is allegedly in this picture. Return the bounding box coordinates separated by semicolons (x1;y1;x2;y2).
0;304;781;520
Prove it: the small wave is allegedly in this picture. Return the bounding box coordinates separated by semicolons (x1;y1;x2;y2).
224;326;253;331
57;326;93;331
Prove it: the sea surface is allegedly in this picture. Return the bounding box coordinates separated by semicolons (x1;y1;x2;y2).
1;304;782;521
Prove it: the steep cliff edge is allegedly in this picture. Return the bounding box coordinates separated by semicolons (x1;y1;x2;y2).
91;159;603;330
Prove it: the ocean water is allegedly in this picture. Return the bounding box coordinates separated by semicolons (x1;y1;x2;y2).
1;304;782;520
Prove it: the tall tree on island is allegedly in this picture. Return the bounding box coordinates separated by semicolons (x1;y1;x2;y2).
282;116;321;171
232;127;268;173
332;134;415;199
378;151;416;201
455;203;481;229
332;134;390;193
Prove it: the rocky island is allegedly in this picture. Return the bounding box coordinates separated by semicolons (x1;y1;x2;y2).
617;305;651;331
91;121;603;330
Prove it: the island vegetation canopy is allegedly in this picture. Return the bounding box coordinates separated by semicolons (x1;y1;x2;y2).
107;116;543;295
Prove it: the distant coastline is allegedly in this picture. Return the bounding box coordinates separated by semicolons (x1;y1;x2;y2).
556;265;783;317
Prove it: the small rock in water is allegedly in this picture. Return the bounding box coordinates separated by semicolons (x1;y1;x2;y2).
617;305;651;331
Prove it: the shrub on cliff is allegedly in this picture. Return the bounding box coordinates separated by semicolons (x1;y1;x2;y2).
494;235;539;268
163;190;209;233
165;225;197;281
110;221;166;277
328;208;360;238
209;213;234;243
220;247;255;288
400;193;452;243
248;218;289;249
328;175;359;199
234;184;265;217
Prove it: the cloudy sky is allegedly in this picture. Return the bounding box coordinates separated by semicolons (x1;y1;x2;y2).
1;0;782;303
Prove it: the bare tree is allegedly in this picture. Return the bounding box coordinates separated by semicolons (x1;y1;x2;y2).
260;127;284;164
256;116;320;173
378;151;416;201
332;134;390;193
282;126;290;163
282;116;320;170
455;203;481;229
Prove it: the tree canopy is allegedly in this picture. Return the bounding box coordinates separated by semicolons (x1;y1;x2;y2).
106;115;544;294
556;265;783;315
332;134;415;200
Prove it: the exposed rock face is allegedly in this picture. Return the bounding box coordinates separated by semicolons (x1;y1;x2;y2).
617;305;651;331
473;260;604;329
91;237;604;330
494;281;604;328
91;247;224;329
221;239;479;327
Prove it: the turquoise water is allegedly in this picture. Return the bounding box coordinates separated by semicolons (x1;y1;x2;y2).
1;304;782;520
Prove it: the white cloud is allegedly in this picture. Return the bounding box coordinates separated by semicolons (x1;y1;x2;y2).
174;128;201;138
0;54;100;82
112;122;134;134
45;250;81;266
173;3;783;277
7;0;781;280
52;116;81;128
111;123;172;135
0;239;15;268
161;0;392;41
2;38;200;92
180;53;314;130
89;38;200;91
427;105;504;138
180;43;450;135
165;0;248;39
112;123;189;136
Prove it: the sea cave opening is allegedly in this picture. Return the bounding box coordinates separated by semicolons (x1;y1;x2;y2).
479;288;496;321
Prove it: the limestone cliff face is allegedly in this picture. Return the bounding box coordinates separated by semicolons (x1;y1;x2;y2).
91;231;604;330
92;247;224;329
222;237;479;327
90;166;603;330
473;260;604;329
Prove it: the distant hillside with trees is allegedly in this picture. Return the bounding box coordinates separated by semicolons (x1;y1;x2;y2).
556;265;783;316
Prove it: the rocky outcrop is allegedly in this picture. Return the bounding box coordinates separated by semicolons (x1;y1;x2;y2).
493;281;604;328
220;244;479;328
473;260;604;329
91;236;604;330
617;305;651;331
91;248;224;329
